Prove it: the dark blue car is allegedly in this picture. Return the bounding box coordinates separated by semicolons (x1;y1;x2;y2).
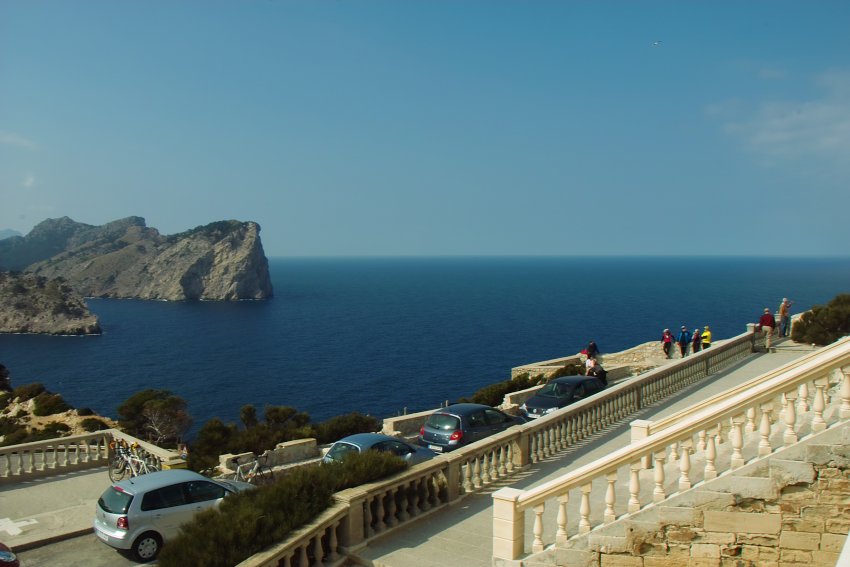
418;403;526;452
520;375;606;419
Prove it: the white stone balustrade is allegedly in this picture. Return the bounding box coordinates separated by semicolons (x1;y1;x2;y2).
492;336;850;564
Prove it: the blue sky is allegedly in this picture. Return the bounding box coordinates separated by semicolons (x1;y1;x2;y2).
1;1;849;256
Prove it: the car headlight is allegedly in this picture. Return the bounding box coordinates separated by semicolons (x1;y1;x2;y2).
543;407;556;414
520;403;527;412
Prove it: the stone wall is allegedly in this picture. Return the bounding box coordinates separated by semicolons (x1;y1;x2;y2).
560;423;850;567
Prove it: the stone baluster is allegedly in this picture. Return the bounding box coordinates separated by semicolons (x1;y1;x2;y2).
628;461;641;512
506;443;515;474
385;489;397;528
678;440;692;490
298;543;308;567
364;497;374;537
745;407;757;432
374;494;386;533
281;552;293;567
579;483;592;534
704;428;718;480
604;472;617;523
473;457;483;489
758;402;774;456
396;485;409;523
327;522;340;562
463;461;473;494
812;377;829;432
481;453;492;485
556;493;570;543
730;414;746;469
532;504;545;552
498;445;508;477
697;430;707;451
313;532;325;567
653;454;667;502
549;426;557;454
417;477;430;513
783;389;799;445
798;382;810;413
669;441;679;462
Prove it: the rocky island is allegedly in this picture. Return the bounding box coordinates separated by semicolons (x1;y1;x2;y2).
0;216;273;301
0;272;101;334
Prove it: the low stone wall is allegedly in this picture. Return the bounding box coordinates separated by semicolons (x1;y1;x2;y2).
219;438;320;474
381;408;436;437
511;355;584;379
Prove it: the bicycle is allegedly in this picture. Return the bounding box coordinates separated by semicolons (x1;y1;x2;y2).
231;454;275;486
108;439;161;482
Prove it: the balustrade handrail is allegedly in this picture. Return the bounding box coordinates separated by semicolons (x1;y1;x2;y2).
642;336;850;437
0;430;109;454
513;337;850;511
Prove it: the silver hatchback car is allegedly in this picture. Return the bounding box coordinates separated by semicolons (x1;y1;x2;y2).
93;469;253;562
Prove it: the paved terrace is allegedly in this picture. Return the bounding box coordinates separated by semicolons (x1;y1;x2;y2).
0;339;815;563
354;340;817;567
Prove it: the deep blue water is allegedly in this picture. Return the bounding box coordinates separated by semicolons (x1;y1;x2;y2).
1;257;848;436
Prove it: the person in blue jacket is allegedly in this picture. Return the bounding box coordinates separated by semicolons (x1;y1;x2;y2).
676;326;692;357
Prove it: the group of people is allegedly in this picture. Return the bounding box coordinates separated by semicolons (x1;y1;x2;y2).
758;297;793;350
660;325;711;359
581;341;607;385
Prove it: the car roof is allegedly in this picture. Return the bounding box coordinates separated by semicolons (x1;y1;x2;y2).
334;433;402;448
548;375;591;385
112;469;209;495
437;403;496;416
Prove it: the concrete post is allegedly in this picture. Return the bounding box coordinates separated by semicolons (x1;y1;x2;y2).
492;487;524;562
335;488;367;549
630;419;653;469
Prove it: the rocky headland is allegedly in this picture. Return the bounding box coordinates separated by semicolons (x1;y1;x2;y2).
0;216;273;301
0;272;101;335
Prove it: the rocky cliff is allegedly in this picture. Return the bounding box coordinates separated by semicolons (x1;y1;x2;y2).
0;272;101;335
0;217;273;301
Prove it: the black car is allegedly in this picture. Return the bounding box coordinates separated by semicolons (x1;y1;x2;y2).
520;375;606;419
418;403;526;453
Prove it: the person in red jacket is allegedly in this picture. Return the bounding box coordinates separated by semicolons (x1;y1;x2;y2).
660;328;675;358
758;308;777;350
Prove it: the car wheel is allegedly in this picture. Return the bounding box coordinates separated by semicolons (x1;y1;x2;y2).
132;532;162;562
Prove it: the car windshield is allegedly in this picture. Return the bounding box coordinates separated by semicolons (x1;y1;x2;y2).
537;382;573;398
98;486;133;514
326;442;359;461
425;414;461;430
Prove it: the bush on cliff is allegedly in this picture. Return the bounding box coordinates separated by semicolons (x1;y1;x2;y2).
81;417;110;432
11;383;45;402
188;407;379;474
791;293;850;346
32;392;71;416
117;389;191;447
158;451;408;567
458;372;544;407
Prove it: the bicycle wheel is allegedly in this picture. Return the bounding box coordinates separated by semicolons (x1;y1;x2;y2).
256;466;274;486
108;456;128;482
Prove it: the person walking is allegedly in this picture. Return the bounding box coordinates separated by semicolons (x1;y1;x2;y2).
778;297;793;337
692;326;702;354
661;328;675;359
676;326;691;357
701;325;712;349
759;307;777;350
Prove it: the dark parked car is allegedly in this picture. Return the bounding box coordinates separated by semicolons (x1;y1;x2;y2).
0;543;19;567
418;403;526;453
323;433;437;465
520;375;606;419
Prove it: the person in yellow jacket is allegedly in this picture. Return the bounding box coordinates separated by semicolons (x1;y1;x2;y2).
701;325;712;349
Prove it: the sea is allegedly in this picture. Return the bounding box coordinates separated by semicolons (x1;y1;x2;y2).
1;256;848;437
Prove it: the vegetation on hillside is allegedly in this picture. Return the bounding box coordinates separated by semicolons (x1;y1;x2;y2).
458;362;585;407
791;293;850;346
158;451;409;567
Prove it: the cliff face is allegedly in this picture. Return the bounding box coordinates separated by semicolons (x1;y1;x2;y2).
0;217;273;301
0;273;101;335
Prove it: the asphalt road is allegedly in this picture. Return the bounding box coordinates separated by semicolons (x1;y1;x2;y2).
17;534;153;567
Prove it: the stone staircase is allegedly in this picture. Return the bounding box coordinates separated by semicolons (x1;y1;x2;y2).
527;418;850;567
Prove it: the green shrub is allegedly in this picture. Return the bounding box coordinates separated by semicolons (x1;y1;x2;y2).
81;417;110;432
76;407;95;416
43;422;71;435
459;372;545;407
791;294;850;346
12;383;45;402
14;408;28;418
32;392;71;416
549;363;586;379
159;452;407;567
313;412;380;444
0;391;9;409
